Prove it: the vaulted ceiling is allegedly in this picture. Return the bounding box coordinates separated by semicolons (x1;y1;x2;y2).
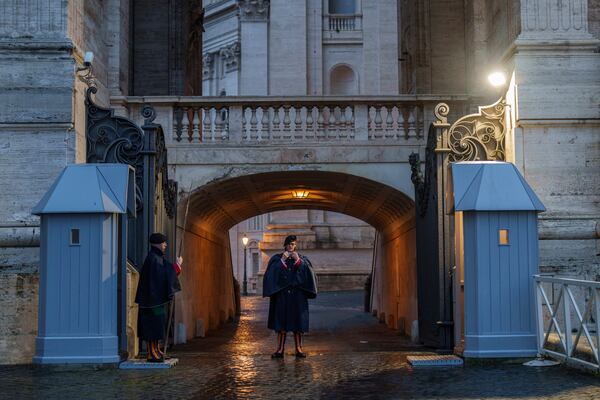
183;171;415;233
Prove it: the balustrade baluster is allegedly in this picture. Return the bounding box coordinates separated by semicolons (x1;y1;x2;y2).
408;107;416;139
374;106;383;138
339;107;347;138
417;106;424;138
348;106;355;138
367;106;374;139
385;106;394;138
222;107;229;140
305;106;314;138
174;108;182;141
260;107;270;140
216;108;228;141
283;107;291;139
398;107;406;140
191;108;200;142
272;107;281;139
317;106;325;139
331;106;340;139
181;108;190;142
242;107;248;140
250;107;258;140
202;108;211;142
294;106;303;139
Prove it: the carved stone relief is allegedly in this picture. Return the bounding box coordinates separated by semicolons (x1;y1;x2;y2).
220;42;241;73
203;52;215;79
520;0;591;39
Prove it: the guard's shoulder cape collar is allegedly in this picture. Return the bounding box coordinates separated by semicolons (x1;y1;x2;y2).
150;246;164;257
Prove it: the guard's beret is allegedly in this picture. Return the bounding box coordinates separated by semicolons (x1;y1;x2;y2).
284;235;297;247
149;233;168;244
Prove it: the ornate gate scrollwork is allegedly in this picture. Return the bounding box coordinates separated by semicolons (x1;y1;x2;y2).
435;98;507;162
85;87;178;266
86;87;145;211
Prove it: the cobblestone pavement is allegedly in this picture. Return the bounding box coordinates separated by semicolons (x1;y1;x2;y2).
1;291;599;399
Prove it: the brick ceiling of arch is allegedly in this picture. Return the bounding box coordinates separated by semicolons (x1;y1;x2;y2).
183;171;415;233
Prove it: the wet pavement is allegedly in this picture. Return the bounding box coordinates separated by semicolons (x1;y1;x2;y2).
1;290;599;399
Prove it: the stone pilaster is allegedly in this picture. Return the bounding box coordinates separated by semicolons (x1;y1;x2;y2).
503;0;600;276
239;0;269;95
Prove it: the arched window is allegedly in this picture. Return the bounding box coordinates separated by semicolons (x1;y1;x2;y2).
329;65;358;95
329;0;356;14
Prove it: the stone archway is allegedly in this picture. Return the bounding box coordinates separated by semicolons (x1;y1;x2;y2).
173;170;418;344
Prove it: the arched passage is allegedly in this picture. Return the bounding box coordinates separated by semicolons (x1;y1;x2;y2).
173;170;417;342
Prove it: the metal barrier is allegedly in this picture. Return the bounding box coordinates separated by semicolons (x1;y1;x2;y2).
534;274;600;371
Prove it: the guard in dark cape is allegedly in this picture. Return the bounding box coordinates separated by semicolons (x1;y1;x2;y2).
263;235;317;358
135;233;182;362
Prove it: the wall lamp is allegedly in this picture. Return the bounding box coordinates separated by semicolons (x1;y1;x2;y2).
291;190;310;199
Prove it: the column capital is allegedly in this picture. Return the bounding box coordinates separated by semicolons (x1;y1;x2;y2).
238;0;270;22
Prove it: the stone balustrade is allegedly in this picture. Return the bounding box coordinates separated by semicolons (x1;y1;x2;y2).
112;96;473;145
326;14;361;31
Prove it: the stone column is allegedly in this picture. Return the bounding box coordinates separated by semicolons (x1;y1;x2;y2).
505;0;600;276
0;0;74;364
240;0;269;95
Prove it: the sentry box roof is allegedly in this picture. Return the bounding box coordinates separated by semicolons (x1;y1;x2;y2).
447;161;545;213
32;164;136;217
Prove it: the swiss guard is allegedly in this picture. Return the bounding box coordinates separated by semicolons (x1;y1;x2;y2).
135;233;182;362
263;235;318;358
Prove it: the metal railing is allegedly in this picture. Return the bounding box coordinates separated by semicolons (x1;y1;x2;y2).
534;274;600;371
112;96;473;145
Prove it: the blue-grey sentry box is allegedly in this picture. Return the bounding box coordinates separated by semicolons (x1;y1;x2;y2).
32;164;135;364
448;161;545;358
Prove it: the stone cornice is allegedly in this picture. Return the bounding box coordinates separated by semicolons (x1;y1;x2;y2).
501;37;600;62
0;40;74;52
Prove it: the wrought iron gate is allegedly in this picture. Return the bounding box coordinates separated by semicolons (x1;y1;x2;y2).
410;99;508;351
85;87;178;357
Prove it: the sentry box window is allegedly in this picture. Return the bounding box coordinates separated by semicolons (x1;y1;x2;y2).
499;229;509;245
70;228;80;246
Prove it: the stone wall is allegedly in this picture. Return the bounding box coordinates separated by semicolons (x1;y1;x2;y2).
504;0;600;279
0;0;123;364
175;222;236;343
131;0;186;95
591;0;600;39
371;219;417;337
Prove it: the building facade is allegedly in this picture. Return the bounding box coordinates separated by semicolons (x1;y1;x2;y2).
0;0;598;364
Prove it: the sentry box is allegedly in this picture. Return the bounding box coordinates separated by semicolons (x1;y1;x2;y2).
32;164;135;364
448;161;545;358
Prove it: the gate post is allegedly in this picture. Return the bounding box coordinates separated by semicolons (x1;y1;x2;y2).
432;104;455;351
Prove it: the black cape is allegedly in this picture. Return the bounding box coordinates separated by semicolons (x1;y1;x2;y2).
263;254;317;333
135;246;181;340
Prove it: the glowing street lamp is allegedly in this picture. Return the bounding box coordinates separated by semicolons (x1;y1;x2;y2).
242;234;249;296
487;71;507;88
